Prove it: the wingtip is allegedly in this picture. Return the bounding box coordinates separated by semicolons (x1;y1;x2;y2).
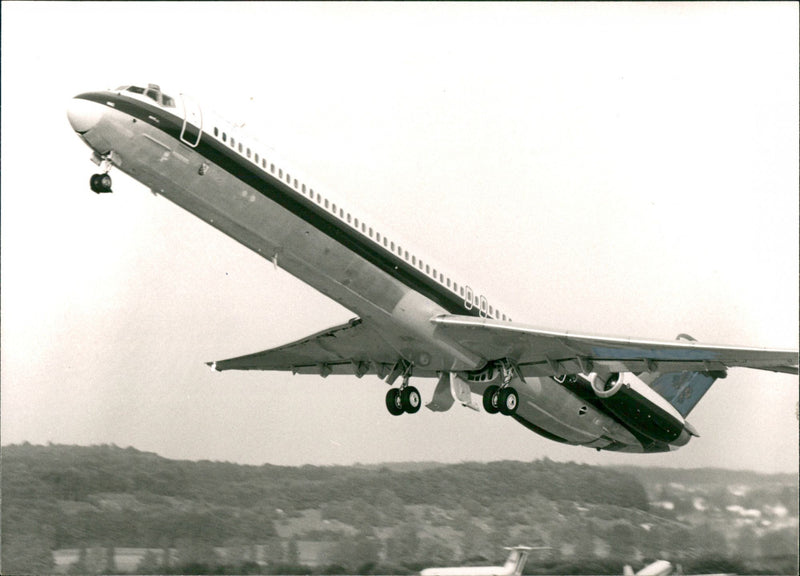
206;361;219;372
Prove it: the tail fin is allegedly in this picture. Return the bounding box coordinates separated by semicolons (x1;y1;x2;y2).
649;370;722;417
645;333;726;418
502;547;533;576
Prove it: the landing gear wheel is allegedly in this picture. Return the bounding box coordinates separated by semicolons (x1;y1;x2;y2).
400;386;421;414
385;388;404;416
90;173;112;193
498;387;519;415
483;385;500;414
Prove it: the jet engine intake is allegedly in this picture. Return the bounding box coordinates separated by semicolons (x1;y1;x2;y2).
589;372;623;398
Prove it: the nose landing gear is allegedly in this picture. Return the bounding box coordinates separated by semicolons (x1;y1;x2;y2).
89;151;116;193
90;173;113;193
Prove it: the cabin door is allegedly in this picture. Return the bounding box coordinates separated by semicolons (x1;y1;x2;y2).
180;94;202;148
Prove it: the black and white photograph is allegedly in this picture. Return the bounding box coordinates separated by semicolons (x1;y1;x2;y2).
2;2;798;575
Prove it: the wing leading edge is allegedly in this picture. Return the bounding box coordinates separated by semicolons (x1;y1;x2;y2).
430;315;798;377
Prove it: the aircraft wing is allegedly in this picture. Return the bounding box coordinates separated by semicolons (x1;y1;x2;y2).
208;317;399;377
431;315;799;377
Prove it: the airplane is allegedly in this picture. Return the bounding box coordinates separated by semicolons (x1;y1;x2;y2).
624;560;674;576
623;559;733;576
420;546;543;576
67;83;799;454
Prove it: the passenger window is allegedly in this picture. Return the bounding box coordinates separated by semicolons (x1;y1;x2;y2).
390;241;395;251
412;256;417;265
231;137;236;147
426;264;430;274
339;208;344;218
238;143;243;153
214;127;219;137
369;227;373;238
316;193;321;203
447;278;451;288
404;250;408;259
347;213;351;223
279;169;283;178
302;184;306;193
270;163;275;173
246;148;251;158
376;232;381;242
222;132;227;142
262;159;267;169
293;178;298;188
255;153;259;163
324;199;329;209
355;218;359;227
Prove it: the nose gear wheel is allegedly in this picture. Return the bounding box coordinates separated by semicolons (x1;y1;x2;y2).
90;173;112;193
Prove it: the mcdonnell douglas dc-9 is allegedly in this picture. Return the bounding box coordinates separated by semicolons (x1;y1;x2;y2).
67;84;798;454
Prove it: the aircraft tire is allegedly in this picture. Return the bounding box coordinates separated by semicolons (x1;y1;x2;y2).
90;173;112;193
483;385;500;414
400;386;421;414
498;387;519;415
385;388;404;416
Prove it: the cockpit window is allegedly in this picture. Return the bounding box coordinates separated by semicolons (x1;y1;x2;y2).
118;84;175;107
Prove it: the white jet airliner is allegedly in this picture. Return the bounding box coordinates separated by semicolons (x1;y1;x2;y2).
420;546;543;576
67;83;798;454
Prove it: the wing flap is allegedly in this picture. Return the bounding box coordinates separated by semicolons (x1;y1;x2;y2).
209;317;399;375
431;315;798;376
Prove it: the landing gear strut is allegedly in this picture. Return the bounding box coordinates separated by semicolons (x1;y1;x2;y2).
482;360;519;416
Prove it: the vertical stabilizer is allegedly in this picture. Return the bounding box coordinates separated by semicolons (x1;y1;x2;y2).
648;370;721;417
502;546;533;576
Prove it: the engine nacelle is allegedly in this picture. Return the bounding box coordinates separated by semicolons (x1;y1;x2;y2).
589;372;624;398
587;372;689;444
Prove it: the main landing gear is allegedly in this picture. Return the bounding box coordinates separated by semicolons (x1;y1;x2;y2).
89;152;115;193
482;361;519;416
385;361;421;416
385;385;421;416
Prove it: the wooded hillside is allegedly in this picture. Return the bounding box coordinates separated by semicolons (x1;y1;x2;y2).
2;444;796;575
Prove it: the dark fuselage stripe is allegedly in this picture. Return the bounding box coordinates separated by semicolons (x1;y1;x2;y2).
79;92;483;318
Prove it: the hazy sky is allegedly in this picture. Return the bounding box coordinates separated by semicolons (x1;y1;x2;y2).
2;2;798;472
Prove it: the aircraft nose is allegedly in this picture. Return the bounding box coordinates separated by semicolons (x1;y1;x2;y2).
67;97;104;134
